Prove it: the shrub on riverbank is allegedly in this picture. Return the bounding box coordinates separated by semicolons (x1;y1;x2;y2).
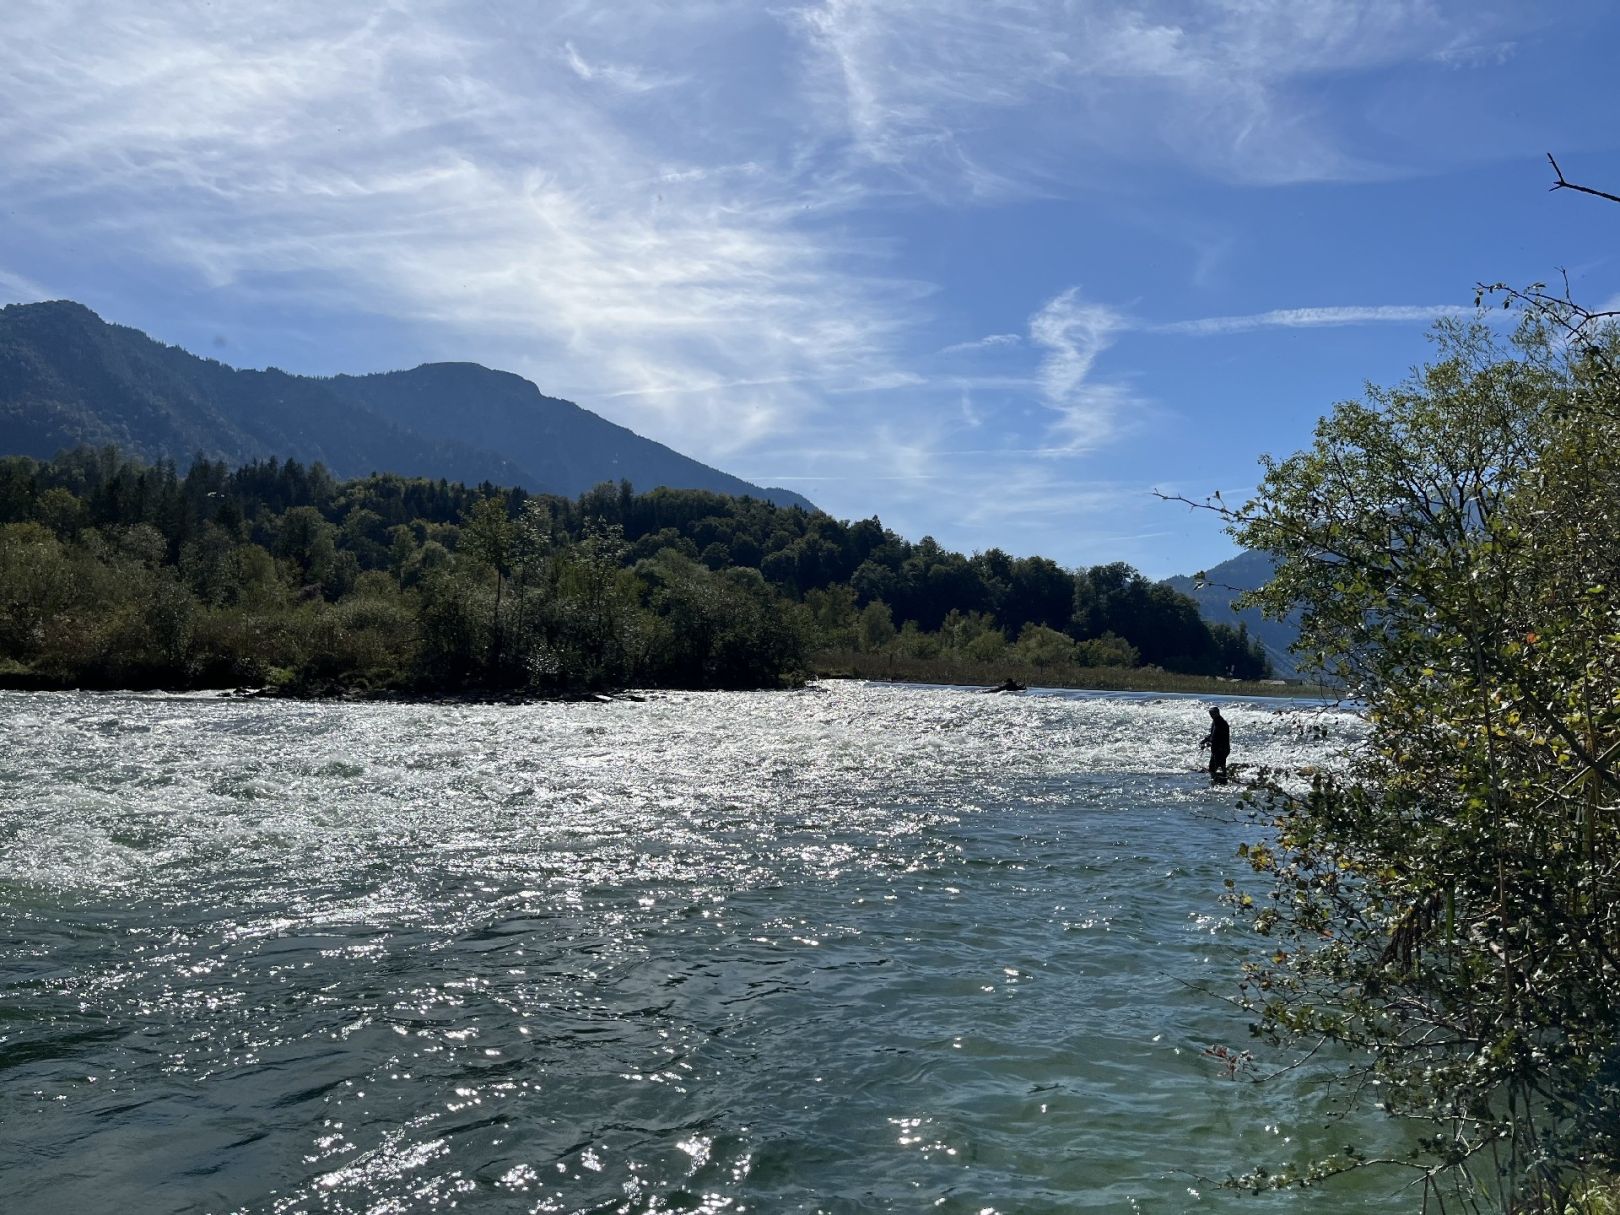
1200;313;1620;1211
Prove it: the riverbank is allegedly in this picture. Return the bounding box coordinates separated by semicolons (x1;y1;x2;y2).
0;667;713;704
0;666;1321;704
810;648;1332;699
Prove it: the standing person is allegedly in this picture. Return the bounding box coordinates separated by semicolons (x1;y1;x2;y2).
1200;706;1231;782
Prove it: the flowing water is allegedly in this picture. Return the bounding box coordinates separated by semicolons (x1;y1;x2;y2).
0;682;1408;1214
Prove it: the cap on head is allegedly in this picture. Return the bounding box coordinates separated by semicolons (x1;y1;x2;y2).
1209;707;1220;716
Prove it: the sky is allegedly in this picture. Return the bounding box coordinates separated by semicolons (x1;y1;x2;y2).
4;2;1620;578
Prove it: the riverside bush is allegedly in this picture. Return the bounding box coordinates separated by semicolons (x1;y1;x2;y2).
1195;316;1620;1211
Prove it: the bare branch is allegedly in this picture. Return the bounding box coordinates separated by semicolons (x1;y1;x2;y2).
1547;153;1620;206
1151;489;1237;519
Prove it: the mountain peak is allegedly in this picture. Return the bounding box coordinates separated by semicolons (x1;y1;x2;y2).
1;298;108;332
3;298;101;318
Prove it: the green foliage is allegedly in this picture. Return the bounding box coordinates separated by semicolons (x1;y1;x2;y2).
1013;623;1078;668
1565;1178;1620;1215
0;522;73;658
1216;317;1620;1211
0;442;1267;694
634;550;808;688
893;619;941;659
1074;630;1139;668
804;583;860;650
961;629;1008;663
857;600;896;652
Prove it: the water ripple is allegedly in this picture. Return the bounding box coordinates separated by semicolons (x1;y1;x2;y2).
0;683;1400;1212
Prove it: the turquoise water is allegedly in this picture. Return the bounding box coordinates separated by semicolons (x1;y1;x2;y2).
0;683;1404;1213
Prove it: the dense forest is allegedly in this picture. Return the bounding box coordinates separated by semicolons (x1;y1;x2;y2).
0;447;1268;695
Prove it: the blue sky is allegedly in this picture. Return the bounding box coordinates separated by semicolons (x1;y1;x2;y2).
4;1;1620;577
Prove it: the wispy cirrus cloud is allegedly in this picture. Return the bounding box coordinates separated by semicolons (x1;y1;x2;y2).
791;0;1532;188
0;268;50;304
939;333;1021;355
562;41;685;92
1027;288;1139;453
984;288;1481;460
1157;303;1475;336
1429;37;1518;68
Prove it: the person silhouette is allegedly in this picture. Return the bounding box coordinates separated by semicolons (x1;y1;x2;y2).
1199;706;1231;782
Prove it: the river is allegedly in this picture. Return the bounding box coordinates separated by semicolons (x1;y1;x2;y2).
0;682;1405;1213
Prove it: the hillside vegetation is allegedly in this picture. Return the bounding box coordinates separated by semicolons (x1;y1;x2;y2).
0;447;1268;696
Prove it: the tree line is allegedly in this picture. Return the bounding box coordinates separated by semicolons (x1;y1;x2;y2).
0;446;1267;695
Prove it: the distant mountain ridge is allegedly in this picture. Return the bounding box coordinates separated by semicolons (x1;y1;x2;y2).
0;300;816;511
1164;550;1304;679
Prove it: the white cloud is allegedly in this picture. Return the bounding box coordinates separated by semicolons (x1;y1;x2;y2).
1429;38;1518;68
1027;288;1138;452
0;268;51;304
790;0;1521;188
0;0;1534;473
1157;303;1475;336
940;333;1021;354
562;41;685;92
1030;290;1125;398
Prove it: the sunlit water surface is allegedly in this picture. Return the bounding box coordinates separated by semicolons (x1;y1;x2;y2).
0;682;1406;1213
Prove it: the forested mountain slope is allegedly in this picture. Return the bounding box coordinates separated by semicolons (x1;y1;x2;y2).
325;363;813;508
0;301;814;510
1164;549;1301;678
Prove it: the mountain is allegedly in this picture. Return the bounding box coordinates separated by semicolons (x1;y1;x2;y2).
1164;550;1304;679
323;363;810;505
0;300;816;511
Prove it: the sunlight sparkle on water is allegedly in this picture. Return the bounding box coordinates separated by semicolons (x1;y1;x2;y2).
0;682;1400;1212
